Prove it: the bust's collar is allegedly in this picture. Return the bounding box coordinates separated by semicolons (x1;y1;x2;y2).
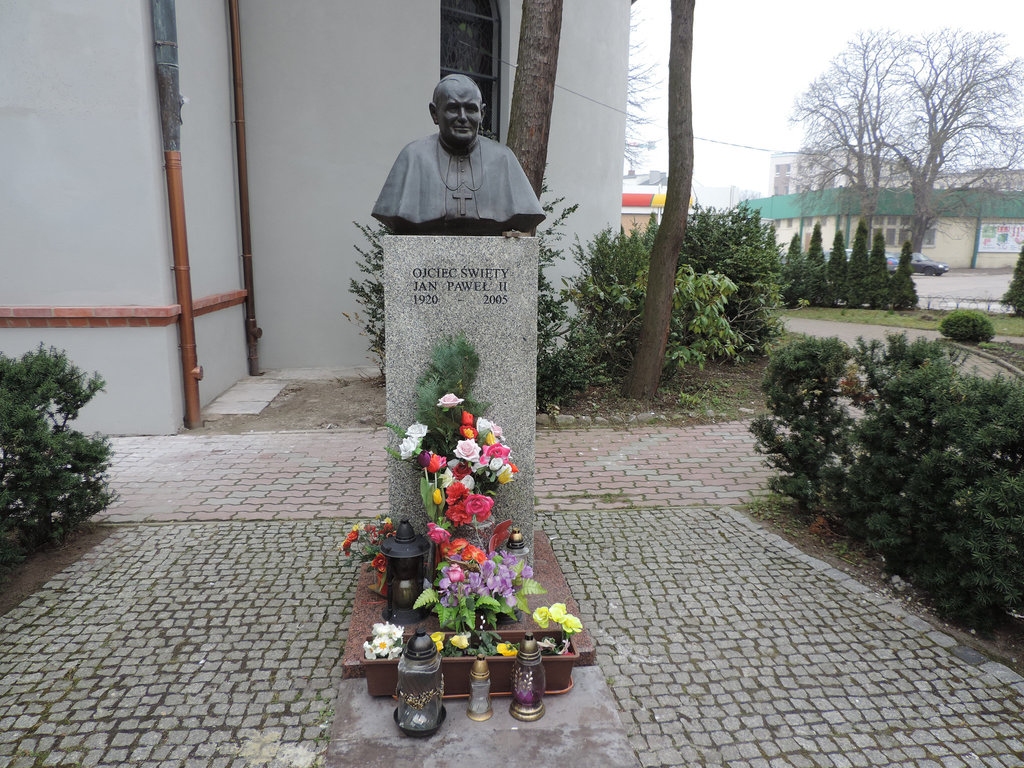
437;134;478;156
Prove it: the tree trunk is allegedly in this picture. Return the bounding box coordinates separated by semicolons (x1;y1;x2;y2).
506;0;564;199
622;0;695;399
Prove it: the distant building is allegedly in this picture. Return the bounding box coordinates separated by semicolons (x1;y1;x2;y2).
745;189;1024;269
621;171;755;230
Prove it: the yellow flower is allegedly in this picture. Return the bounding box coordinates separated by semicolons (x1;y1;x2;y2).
532;606;550;628
496;643;518;656
432;488;443;505
350;523;360;532
383;517;391;526
497;465;514;484
430;631;444;652
548;603;567;624
484;432;497;446
561;615;583;635
450;633;470;650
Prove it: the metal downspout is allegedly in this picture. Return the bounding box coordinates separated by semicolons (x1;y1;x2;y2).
151;0;203;429
227;0;262;375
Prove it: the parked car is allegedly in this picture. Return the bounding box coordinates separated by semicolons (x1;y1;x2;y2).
885;252;949;275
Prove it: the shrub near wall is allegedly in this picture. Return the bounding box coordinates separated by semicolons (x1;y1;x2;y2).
0;346;115;570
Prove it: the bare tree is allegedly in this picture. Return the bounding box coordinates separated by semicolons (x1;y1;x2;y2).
506;0;564;200
792;30;908;229
625;6;659;171
793;29;1024;250
622;0;695;399
889;30;1024;249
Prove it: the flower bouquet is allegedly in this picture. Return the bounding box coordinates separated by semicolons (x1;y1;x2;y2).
414;546;545;632
386;334;519;549
340;513;395;595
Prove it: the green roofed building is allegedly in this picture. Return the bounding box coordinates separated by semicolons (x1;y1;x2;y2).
744;188;1024;269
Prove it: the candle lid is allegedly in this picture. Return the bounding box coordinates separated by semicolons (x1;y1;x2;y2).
470;653;490;680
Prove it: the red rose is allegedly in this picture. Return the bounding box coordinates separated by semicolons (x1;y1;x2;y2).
445;501;472;526
465;494;495;522
446;481;468;505
452;462;472;480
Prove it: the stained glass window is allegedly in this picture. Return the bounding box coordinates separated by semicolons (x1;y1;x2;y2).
440;0;500;138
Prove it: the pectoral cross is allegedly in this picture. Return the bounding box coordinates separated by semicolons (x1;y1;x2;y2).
451;189;473;216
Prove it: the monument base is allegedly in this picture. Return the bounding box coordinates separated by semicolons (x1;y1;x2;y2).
340;532;595;681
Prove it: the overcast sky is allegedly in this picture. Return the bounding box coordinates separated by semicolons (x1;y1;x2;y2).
628;0;1024;197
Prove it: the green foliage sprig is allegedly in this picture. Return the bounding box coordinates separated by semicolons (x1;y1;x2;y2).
411;333;487;456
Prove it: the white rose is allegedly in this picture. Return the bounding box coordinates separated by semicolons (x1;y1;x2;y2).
406;422;428;439
460;475;475;491
476;417;493;435
399;435;420;460
488;457;504;472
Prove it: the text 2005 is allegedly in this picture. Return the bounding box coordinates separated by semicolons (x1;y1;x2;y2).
483;295;508;305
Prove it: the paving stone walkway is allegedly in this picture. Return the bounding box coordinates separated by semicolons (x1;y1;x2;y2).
2;422;1023;767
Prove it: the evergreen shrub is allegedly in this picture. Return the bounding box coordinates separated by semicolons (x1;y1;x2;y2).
750;337;852;512
0;346;114;570
1002;245;1024;316
939;309;995;343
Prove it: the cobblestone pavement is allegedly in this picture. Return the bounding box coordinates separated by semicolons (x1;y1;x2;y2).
552;507;1024;767
1;522;355;768
3;422;1023;767
99;422;768;523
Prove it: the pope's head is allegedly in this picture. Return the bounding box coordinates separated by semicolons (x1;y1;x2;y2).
430;75;485;153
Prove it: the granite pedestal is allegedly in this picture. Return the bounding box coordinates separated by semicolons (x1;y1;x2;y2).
383;235;538;545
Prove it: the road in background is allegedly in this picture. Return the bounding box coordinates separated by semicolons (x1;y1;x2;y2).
915;267;1013;311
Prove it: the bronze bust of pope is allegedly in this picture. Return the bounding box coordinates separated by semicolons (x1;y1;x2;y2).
372;75;545;236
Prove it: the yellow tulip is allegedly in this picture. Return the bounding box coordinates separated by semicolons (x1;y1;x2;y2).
484;432;497;446
432;487;443;505
496;643;518;656
497;465;513;484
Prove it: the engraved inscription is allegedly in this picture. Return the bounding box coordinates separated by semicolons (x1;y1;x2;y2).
410;265;511;305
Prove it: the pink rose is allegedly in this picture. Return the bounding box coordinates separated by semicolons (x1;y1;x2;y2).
465;494;495;522
447;563;465;583
427;522;451;544
437;393;465;408
480;443;511;463
454;439;481;463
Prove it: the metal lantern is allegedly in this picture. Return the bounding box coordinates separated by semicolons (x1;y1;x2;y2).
380;519;429;624
509;632;546;721
395;629;446;737
466;654;493;721
505;527;529;561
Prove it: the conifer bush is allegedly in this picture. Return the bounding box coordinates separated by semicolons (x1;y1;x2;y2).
1003;244;1024;316
826;229;847;307
866;230;890;309
804;223;829;306
780;233;806;307
750;337;852;512
845;219;871;308
889;240;918;311
0;346;114;570
939;309;995;343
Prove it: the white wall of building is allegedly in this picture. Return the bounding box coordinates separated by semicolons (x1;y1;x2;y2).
0;0;170;306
